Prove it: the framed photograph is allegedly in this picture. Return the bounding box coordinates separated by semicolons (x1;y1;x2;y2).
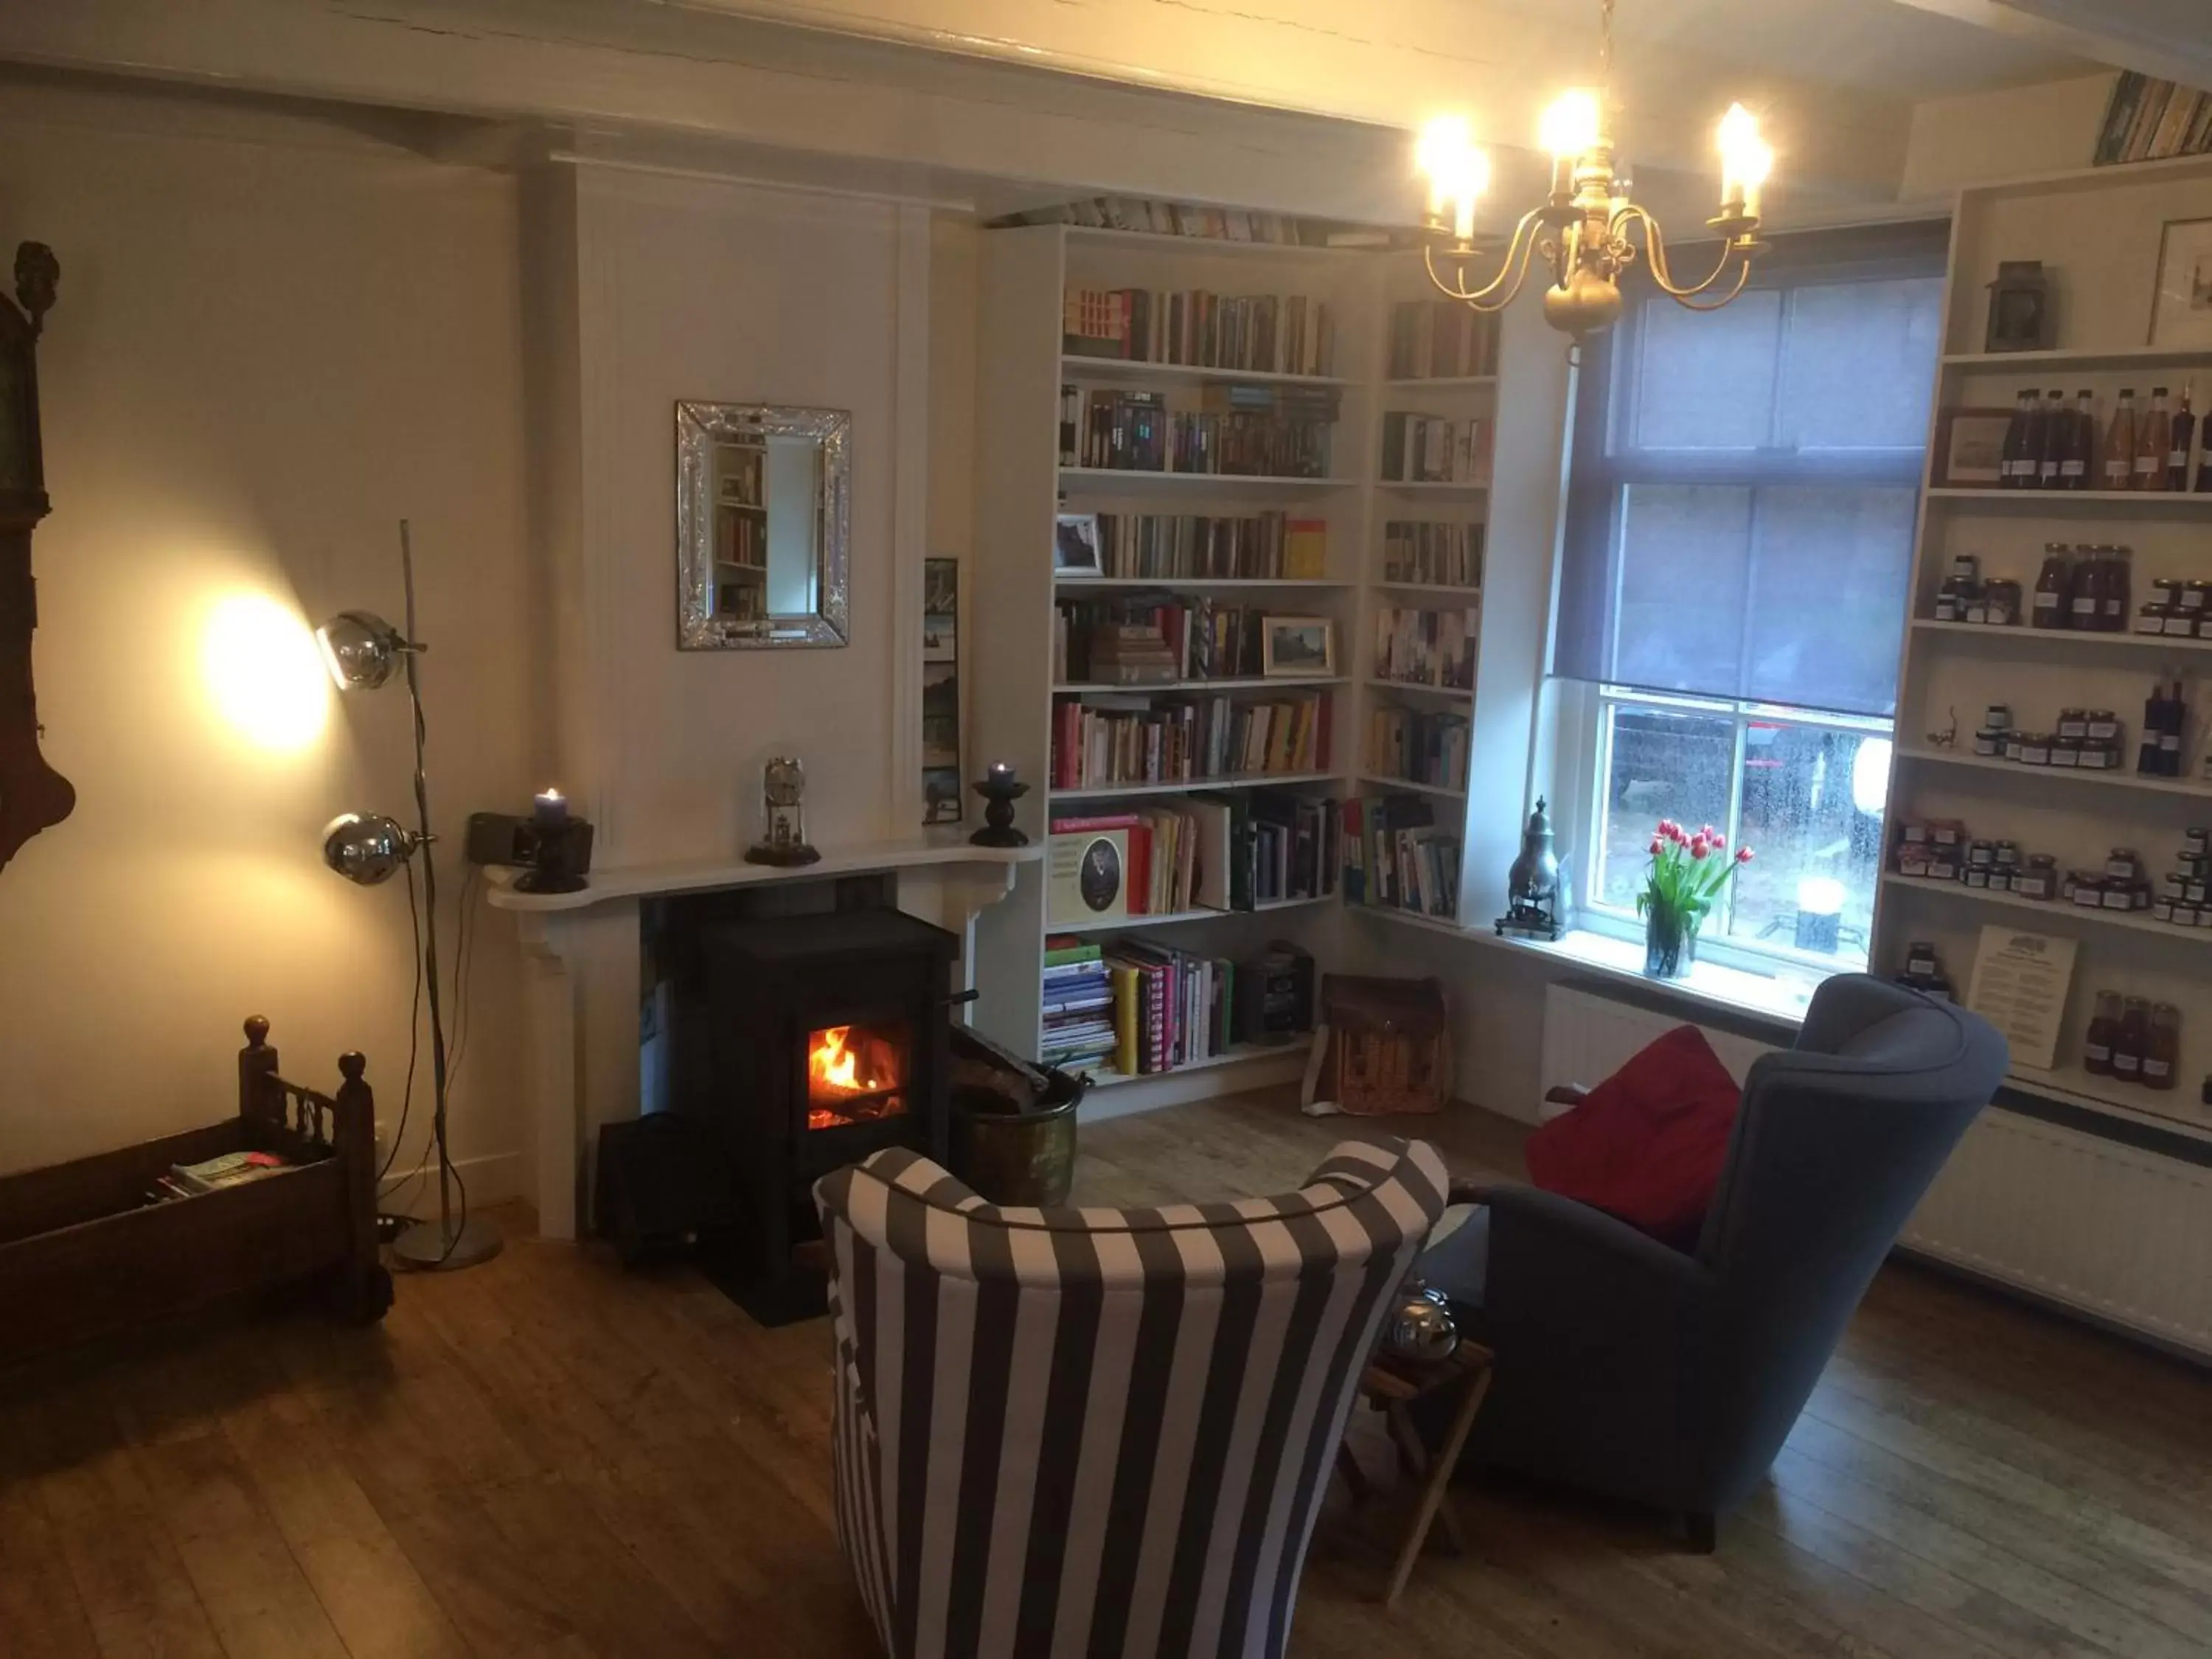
1935;406;2013;487
2149;218;2212;347
921;556;962;824
1262;615;1337;677
1054;512;1104;576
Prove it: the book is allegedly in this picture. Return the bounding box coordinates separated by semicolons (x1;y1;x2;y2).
170;1150;290;1194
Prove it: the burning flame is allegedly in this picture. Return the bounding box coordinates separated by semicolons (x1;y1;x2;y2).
810;1026;877;1096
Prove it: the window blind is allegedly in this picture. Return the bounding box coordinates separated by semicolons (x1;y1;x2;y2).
1554;220;1951;719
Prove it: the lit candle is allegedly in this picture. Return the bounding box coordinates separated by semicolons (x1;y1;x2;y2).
1717;102;1773;220
534;787;568;824
986;761;1017;786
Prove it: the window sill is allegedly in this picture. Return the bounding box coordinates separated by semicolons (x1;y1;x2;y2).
1359;906;1825;1029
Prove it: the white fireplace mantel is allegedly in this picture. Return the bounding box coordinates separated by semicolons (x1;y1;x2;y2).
487;837;1040;1239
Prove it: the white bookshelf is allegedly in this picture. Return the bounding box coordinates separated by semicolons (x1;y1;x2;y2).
969;223;1391;1107
1874;151;2212;1134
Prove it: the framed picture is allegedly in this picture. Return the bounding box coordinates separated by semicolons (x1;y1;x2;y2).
1054;512;1104;576
922;556;962;824
1262;615;1336;677
1935;407;2013;487
2149;218;2212;347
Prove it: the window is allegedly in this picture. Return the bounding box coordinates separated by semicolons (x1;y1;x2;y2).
1558;223;1947;971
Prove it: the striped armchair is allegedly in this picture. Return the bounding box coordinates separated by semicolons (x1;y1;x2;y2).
814;1137;1449;1659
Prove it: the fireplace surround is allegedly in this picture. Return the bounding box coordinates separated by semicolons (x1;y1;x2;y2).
667;903;960;1323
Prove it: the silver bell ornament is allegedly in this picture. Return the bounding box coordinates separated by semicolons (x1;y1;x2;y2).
1382;1276;1461;1363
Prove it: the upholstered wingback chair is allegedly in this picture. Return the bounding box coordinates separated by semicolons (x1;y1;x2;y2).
1419;974;2006;1546
815;1137;1450;1659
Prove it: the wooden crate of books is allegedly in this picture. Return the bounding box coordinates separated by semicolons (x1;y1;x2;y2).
1319;975;1451;1116
0;1017;389;1364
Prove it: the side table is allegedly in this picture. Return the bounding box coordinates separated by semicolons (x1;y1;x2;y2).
1335;1339;1495;1607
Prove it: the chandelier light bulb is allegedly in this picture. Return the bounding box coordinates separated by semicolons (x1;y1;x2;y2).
1416;115;1489;241
1718;102;1773;218
1540;89;1602;161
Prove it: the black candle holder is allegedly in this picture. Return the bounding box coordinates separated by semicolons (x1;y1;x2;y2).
516;817;595;894
969;772;1030;847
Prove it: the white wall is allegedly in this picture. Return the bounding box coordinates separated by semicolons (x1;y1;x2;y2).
0;77;532;1183
1901;72;2117;202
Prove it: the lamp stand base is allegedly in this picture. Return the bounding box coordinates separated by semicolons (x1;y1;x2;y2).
391;1212;504;1271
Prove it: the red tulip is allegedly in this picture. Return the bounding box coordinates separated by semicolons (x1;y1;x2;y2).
1648;837;1664;855
1700;824;1717;840
1656;818;1677;838
1690;835;1711;859
1711;830;1728;849
1735;845;1755;863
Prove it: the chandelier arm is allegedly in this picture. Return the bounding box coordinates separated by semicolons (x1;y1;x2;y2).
1613;204;1747;301
1422;206;1550;310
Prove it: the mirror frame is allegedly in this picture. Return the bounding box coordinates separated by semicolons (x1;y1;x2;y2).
675;400;851;649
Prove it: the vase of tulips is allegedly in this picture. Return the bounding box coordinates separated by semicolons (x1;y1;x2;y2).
1638;821;1753;980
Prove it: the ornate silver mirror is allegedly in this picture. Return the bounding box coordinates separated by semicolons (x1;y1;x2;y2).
676;401;850;648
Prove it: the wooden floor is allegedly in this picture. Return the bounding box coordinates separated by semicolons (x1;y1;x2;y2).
5;1090;2212;1658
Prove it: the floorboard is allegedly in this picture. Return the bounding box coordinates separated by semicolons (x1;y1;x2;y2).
1;1086;2208;1658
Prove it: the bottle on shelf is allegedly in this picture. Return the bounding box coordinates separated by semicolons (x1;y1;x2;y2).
2146;1003;2181;1093
2110;995;2150;1084
2034;389;2068;488
2031;543;2071;630
2000;388;2039;489
2135;386;2174;492
2104;544;2132;632
2102;389;2139;491
2068;544;2105;631
2169;382;2197;493
2062;389;2096;490
2082;990;2122;1076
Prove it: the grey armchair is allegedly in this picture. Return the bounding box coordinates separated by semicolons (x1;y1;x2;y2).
1419;974;2006;1546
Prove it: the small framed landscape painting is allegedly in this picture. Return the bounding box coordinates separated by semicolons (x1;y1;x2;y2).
1262;615;1336;677
1935;407;2012;487
2149;218;2212;348
1053;513;1103;576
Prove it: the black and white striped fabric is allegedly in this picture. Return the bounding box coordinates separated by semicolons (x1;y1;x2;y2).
815;1136;1450;1659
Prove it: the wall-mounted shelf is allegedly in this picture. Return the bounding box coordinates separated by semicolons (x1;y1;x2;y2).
1060;355;1349;389
1084;1034;1315;1090
1941;345;2212;373
1896;746;2212;799
1372;580;1484;598
1059;467;1355;493
1879;873;2212;947
1048;770;1344;802
1909;619;2212;655
1926;487;2212;511
1355;771;1467;800
1364;676;1475;701
1053;675;1344;693
1375;479;1490;495
1383;375;1498;391
1051;894;1332;936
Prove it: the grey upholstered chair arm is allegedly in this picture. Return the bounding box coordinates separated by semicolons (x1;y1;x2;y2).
1481;1185;1720;1350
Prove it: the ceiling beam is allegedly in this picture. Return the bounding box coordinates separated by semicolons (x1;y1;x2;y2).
1891;0;2210;91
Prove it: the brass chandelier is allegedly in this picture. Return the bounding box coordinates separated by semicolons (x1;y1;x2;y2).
1415;0;1774;340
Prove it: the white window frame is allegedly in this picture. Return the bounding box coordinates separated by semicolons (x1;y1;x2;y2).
1573;684;1893;976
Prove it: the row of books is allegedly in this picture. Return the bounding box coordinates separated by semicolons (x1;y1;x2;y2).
1040;938;1116;1070
1387;299;1501;380
1049;692;1329;790
1050;792;1338;916
1060;385;1338;478
998;197;1396;249
1366;709;1470;794
1057;597;1308;684
1382;520;1484;588
716;503;767;571
1372;605;1478;691
1064;286;1338;378
1381;413;1492;484
1103;941;1240;1075
1081;512;1327;581
1341;796;1461;919
2096;74;2212;167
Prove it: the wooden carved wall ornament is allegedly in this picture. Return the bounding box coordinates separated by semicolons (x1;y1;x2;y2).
0;242;72;874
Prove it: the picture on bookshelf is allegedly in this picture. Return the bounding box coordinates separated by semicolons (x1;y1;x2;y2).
2150;218;2212;347
1262;616;1335;677
1054;512;1105;575
922;555;961;824
1936;406;2013;487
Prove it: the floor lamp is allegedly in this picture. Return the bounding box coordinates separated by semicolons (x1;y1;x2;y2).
316;521;501;1270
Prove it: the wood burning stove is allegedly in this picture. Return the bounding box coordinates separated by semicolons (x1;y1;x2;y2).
667;905;959;1324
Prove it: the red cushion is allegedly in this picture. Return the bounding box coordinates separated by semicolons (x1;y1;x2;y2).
1525;1024;1742;1245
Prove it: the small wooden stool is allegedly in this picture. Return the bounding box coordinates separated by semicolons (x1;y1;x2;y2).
1335;1340;1495;1607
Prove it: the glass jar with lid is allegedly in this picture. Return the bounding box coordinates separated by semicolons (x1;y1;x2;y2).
2111;997;2151;1082
1983;578;2023;626
2032;545;2071;630
2146;1004;2183;1091
2082;990;2123;1075
2014;855;2057;900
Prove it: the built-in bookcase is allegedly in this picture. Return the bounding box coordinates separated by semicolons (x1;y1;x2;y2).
971;225;1506;1107
1875;152;2212;1141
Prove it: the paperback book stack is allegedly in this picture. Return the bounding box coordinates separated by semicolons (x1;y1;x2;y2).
1381;412;1492;484
1050;692;1329;790
1366;709;1470;793
1382;521;1484;588
1102;940;1239;1076
1089;512;1326;580
1372;605;1478;690
1040;936;1116;1072
1064;285;1338;376
1061;384;1338;477
144;1148;291;1205
1341;796;1461;919
2096;74;2212;167
1386;299;1501;380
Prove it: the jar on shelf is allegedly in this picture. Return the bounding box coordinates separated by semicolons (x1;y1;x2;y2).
2173;901;2199;928
2015;855;2057;900
2100;880;2139;912
1934;578;1967;622
1905;941;1940;979
2189;873;2210;905
2004;731;2026;762
1984;703;2013;732
2085;709;2123;743
2154;891;2177;923
1983;579;2023;626
2056;708;2090;740
2032;545;2071;630
2146;1005;2181;1091
1966;840;1995;867
2166;604;2201;639
1973;727;2003;757
2083;990;2123;1075
1964;863;1991;888
2051;735;2081;768
2019;732;2053;765
2138;601;2174;636
1948;552;1981;582
2107;848;2143;881
2070;872;2106;908
2185;827;2209;858
2152;576;2185;608
2111;996;2151;1083
1993;840;2021;869
2185;580;2212;616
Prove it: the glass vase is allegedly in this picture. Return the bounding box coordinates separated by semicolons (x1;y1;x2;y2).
1644;904;1697;980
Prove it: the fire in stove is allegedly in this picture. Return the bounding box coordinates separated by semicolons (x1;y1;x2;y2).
807;1023;908;1130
